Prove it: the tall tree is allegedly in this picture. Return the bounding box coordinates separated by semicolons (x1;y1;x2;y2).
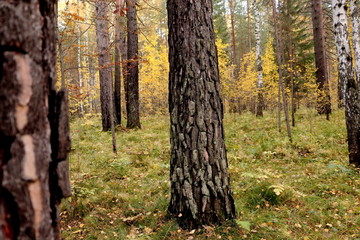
332;0;360;167
0;0;71;238
229;0;238;68
272;0;292;141
126;0;141;129
311;0;331;119
254;0;264;117
95;0;113;132
167;0;236;229
114;0;126;125
95;0;117;152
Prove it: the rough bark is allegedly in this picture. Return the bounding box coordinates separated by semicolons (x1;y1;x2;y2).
95;0;117;153
95;0;113;132
0;0;71;239
126;0;141;129
167;0;236;229
332;0;360;166
254;0;264;117
311;0;332;118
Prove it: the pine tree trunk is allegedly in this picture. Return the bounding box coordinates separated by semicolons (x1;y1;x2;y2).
311;0;331;118
167;0;236;229
95;0;113;132
332;0;360;167
272;0;292;141
254;0;264;117
126;0;141;129
114;1;124;126
0;0;71;239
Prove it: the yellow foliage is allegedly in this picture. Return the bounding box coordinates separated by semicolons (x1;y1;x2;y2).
262;38;279;108
237;51;258;106
139;38;169;114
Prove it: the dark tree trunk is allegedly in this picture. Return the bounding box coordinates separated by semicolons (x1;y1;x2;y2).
114;1;124;126
95;0;113;132
167;0;236;229
0;0;71;239
311;0;331;118
126;0;141;129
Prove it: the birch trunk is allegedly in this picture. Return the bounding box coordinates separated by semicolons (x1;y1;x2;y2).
254;0;264;117
0;0;71;238
332;0;360;166
350;0;360;84
167;0;236;229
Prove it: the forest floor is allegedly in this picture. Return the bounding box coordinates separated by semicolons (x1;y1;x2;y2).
61;109;360;240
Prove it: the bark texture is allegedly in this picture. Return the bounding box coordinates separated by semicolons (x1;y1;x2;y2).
351;0;360;84
254;0;264;117
126;0;141;129
167;0;236;229
311;0;331;117
332;0;360;166
0;0;71;239
95;0;113;132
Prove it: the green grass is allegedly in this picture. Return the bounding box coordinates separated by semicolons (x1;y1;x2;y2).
61;109;360;239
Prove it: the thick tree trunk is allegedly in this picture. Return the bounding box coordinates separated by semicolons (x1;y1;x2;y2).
167;0;236;229
0;0;71;239
126;0;141;129
254;0;264;117
95;0;113;132
311;0;331;118
332;0;360;167
95;0;117;153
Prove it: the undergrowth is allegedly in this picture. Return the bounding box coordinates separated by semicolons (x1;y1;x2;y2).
61;109;360;239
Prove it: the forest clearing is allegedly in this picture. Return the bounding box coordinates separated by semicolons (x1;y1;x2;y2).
1;0;360;239
61;110;360;239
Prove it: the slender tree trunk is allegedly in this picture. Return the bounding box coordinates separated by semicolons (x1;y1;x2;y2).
167;0;236;229
272;0;292;142
126;0;141;129
0;1;71;239
58;32;66;89
332;0;360;167
247;0;252;51
114;0;125;126
77;0;84;117
229;0;237;68
254;0;264;117
311;0;331;119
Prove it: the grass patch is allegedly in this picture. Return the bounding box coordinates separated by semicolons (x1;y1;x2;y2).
61;109;360;239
